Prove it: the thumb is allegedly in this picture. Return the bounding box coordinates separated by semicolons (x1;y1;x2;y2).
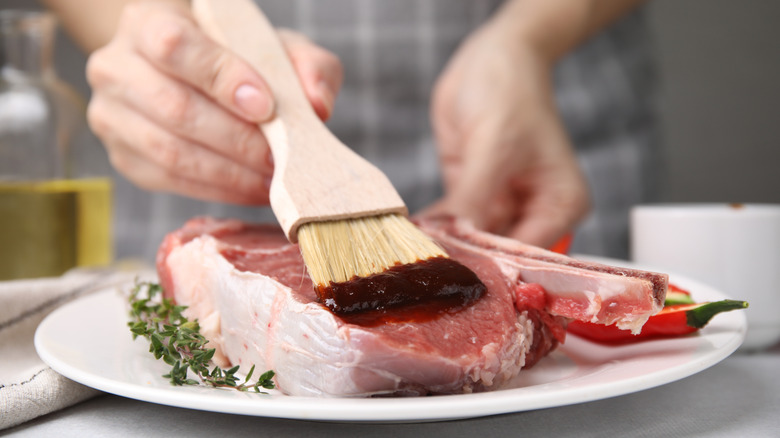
504;171;590;248
278;30;343;121
506;197;578;249
504;150;590;249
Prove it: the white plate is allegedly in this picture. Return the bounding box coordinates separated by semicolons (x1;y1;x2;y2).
35;259;746;423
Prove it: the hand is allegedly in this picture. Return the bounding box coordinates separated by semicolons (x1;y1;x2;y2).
427;18;590;249
86;2;342;204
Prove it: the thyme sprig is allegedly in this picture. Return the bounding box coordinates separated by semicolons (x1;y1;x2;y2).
127;281;275;393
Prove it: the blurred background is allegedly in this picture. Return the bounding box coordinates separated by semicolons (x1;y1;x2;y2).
646;0;779;204
5;0;775;203
3;0;779;251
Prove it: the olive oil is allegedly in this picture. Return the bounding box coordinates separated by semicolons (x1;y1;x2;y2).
0;178;112;280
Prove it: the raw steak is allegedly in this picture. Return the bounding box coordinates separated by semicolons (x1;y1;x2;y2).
156;216;667;397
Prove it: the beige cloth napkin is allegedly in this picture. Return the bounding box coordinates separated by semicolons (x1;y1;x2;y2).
0;268;147;430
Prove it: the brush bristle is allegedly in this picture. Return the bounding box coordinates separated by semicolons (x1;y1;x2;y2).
297;214;447;286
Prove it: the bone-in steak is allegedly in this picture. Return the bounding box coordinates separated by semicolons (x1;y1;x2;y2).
156;216;666;396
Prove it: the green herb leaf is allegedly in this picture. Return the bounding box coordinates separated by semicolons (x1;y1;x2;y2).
127;281;276;394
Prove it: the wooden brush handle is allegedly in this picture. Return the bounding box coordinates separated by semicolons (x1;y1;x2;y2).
193;0;407;242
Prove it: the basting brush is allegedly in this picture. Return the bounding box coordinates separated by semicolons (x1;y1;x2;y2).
193;0;485;313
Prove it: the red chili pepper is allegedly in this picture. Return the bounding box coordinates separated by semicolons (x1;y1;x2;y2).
567;299;748;344
664;283;695;305
548;233;573;255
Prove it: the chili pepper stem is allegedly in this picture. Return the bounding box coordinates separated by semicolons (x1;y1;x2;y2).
687;300;749;328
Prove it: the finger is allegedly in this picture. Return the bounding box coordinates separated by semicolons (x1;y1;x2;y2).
430;90;464;192
430;75;463;167
91;50;273;175
506;196;584;249
444;121;522;233
124;3;274;123
278;29;343;120
506;170;590;248
505;139;591;248
431;109;464;192
508;215;570;249
88;95;270;203
110;147;268;205
438;153;463;193
416;198;450;219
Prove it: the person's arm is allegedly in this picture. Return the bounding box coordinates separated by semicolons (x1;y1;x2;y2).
496;0;647;64
428;0;647;248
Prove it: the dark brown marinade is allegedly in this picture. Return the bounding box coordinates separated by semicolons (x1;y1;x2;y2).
315;256;486;325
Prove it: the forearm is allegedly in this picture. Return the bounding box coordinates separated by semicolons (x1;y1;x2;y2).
490;0;647;64
40;0;188;53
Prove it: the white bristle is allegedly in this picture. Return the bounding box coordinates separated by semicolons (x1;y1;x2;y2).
297;214;447;285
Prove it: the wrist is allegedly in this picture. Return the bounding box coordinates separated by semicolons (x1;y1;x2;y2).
487;0;581;65
488;0;645;64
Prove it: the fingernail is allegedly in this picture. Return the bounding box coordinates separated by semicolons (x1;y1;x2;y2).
234;84;274;122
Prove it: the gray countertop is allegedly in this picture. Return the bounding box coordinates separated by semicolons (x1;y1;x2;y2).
5;346;779;438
